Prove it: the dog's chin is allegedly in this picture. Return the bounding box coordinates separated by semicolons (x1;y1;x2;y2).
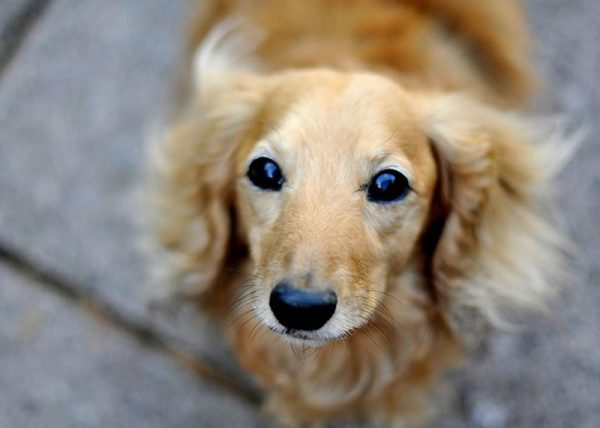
265;324;347;348
269;326;345;348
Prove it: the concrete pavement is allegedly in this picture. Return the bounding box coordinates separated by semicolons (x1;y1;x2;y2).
0;0;598;426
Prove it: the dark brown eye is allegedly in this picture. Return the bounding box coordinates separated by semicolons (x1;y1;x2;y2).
247;157;285;191
367;169;411;203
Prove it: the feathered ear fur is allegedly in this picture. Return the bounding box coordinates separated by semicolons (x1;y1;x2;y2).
148;19;264;298
422;95;577;328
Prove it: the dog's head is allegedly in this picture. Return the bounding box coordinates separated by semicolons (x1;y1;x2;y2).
232;71;440;343
152;45;570;347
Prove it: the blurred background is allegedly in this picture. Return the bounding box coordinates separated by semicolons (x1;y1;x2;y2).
0;0;598;427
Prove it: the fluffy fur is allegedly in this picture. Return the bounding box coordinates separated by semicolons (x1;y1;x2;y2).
148;1;572;426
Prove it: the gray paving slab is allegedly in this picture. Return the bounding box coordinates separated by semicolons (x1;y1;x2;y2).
0;262;270;428
0;0;246;380
0;0;187;311
0;0;598;426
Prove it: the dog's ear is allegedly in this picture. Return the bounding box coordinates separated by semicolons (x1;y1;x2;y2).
149;72;266;298
149;18;272;300
148;18;267;298
422;95;575;329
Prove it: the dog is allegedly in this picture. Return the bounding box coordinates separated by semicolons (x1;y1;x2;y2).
149;0;573;426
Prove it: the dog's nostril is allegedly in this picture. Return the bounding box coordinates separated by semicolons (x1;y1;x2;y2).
269;283;337;331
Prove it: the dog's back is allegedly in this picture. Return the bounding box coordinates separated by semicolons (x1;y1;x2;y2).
186;0;534;106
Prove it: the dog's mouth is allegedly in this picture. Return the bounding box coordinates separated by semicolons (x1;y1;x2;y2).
266;324;346;347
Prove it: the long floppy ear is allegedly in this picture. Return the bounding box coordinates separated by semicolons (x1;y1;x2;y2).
422;95;576;328
148;19;265;298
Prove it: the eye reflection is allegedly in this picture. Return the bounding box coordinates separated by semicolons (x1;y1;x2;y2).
366;169;411;203
247;157;285;191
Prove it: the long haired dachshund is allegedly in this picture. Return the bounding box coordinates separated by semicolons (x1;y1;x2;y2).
149;0;573;425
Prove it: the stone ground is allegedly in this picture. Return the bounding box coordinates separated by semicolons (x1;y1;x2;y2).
0;1;598;427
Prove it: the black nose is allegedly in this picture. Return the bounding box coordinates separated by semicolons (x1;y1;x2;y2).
269;283;337;331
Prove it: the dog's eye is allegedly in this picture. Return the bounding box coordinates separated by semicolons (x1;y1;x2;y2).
367;169;411;203
247;157;285;191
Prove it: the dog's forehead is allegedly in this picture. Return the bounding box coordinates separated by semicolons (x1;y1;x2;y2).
263;73;430;182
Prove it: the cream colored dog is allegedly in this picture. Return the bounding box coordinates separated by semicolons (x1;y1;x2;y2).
149;1;572;426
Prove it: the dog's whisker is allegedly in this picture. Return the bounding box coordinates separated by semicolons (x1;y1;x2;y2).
352;295;401;330
227;308;256;328
225;296;258;317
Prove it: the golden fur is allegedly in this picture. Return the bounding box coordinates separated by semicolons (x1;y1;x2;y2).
148;1;573;426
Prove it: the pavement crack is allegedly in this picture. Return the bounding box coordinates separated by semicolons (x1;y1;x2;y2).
0;0;53;79
0;240;262;406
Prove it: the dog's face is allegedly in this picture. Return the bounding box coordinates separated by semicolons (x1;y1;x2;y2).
232;71;437;344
